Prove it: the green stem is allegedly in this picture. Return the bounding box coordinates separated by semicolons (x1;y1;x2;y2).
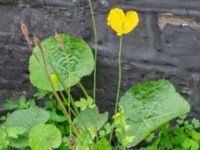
78;82;89;98
109;36;123;143
25;36;78;136
34;47;79;138
45;49;77;116
60;90;95;144
60;91;76;116
38;57;76;134
59;91;72;136
88;0;98;102
87;2;99;149
45;49;96;145
114;36;123;114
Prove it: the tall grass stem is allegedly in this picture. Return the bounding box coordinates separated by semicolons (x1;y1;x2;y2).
88;0;98;102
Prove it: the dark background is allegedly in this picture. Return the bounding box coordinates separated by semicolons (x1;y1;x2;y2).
0;0;200;118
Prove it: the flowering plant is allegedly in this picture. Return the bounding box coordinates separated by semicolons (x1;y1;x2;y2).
0;3;191;150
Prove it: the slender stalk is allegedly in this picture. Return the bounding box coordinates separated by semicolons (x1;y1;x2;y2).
88;0;98;102
59;88;95;144
78;82;89;98
55;33;72;130
87;2;99;149
60;45;72;136
38;55;76;133
46;36;76;116
40;56;73;126
60;91;76;116
114;36;123;113
34;37;78;136
21;24;77;136
45;50;77;114
109;36;123;143
59;91;73;135
45;38;96;146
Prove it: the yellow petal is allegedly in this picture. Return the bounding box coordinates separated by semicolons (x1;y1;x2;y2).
122;11;139;34
107;8;125;36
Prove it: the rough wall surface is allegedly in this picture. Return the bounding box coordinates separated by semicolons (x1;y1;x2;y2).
0;0;200;118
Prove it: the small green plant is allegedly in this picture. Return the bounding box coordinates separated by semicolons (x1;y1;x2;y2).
0;3;192;150
0;127;25;149
0;91;72;149
141;116;200;150
3;96;35;110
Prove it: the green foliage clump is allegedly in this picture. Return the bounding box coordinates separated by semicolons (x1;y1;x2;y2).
2;107;49;148
141;116;200;150
0;91;69;149
0;17;194;150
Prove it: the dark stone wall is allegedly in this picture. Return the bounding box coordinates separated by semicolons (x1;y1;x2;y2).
0;0;200;118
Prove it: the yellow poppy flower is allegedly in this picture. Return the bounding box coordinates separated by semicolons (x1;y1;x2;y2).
107;8;139;36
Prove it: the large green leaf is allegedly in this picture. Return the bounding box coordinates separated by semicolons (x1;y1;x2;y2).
3;107;49;148
29;124;62;150
118;80;190;147
29;34;94;91
74;107;108;131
